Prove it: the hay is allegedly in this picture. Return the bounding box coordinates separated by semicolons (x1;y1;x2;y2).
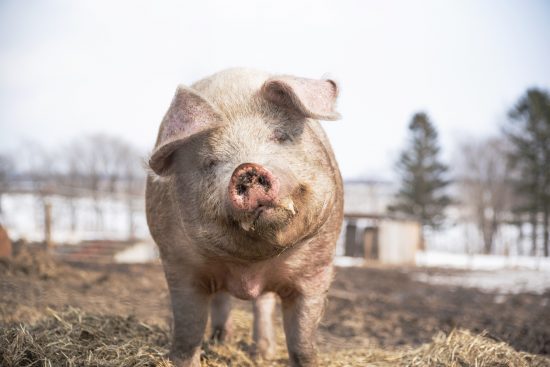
0;243;61;279
400;329;550;367
0;308;172;367
1;308;549;367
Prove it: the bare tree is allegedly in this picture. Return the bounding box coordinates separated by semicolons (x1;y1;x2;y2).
65;134;145;238
19;142;59;249
58;144;85;233
96;135;145;238
67;135;112;231
121;147;145;240
0;153;14;217
456;137;513;254
7;135;145;243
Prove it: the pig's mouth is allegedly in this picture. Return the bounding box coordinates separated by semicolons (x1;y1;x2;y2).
237;199;297;234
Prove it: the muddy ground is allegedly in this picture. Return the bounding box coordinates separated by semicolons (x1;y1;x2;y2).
1;247;549;360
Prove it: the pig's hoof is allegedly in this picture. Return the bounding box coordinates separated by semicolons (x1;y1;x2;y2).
168;351;201;367
210;326;232;343
253;339;276;360
288;351;318;367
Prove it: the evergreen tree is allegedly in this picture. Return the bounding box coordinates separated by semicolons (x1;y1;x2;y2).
506;88;550;257
389;112;451;230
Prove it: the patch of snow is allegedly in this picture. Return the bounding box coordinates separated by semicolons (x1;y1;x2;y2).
416;251;550;271
114;242;159;263
414;251;550;294
412;269;550;294
334;256;365;267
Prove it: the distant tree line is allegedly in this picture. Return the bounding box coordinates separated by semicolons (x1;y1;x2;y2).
390;88;550;256
0;134;146;241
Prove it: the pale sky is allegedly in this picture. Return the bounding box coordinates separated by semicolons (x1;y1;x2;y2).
1;0;549;180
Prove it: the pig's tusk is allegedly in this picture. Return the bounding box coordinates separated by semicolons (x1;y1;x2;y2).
281;198;296;215
241;220;254;231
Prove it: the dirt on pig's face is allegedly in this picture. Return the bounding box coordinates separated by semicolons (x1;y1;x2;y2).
168;108;336;261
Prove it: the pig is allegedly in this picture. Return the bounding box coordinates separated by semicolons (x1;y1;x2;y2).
145;68;343;367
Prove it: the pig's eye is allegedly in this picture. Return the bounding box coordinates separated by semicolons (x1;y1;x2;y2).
203;159;219;171
271;130;291;143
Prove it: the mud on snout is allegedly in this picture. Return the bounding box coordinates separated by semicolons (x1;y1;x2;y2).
226;162;305;236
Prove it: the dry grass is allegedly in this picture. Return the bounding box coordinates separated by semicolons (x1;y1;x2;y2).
1;308;549;367
0;308;171;367
400;329;550;367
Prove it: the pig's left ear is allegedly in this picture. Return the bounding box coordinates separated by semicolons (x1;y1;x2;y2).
260;76;340;121
149;86;224;175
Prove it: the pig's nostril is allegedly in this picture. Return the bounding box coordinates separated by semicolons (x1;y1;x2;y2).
235;170;271;197
236;184;247;195
258;175;269;188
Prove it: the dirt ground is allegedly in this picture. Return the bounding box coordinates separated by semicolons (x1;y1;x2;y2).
1;245;549;365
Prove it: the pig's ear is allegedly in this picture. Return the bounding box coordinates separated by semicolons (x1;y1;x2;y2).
260;76;340;121
149;86;224;175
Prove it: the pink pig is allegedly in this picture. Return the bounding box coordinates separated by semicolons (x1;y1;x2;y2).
146;69;343;367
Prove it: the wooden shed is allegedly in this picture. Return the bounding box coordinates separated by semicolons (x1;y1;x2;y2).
343;213;421;265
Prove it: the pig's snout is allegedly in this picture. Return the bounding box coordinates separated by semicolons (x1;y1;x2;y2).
228;163;280;212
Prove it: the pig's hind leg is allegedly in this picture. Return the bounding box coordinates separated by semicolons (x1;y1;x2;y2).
253;292;277;359
210;291;233;342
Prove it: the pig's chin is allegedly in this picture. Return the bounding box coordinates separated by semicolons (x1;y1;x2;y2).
234;204;297;245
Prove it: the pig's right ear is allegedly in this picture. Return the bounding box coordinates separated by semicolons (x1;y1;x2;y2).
149;86;224;176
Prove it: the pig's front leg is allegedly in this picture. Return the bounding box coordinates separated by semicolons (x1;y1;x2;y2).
281;292;326;367
253;292;277;359
165;272;209;367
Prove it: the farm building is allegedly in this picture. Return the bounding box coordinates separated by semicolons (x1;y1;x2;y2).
338;180;421;265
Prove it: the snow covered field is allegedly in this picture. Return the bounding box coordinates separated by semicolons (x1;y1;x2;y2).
412;269;550;295
413;251;550;294
416;251;550;271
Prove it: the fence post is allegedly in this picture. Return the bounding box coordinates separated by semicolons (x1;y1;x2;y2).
44;200;53;250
